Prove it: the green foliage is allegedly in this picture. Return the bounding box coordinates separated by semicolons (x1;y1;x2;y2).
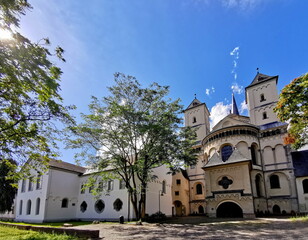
0;225;80;240
0;1;74;175
67;73;197;218
0;159;17;213
274;73;308;149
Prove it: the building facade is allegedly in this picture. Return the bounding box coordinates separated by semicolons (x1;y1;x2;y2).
9;161;172;223
172;72;307;218
2;72;307;222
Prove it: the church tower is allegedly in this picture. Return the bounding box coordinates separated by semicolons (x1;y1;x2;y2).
184;97;210;143
245;73;280;126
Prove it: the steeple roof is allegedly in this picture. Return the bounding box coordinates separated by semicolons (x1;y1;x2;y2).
246;72;278;89
185;97;202;110
231;93;239;115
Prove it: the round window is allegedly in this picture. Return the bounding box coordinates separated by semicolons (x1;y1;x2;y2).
113;199;123;211
95;199;105;213
80;201;87;213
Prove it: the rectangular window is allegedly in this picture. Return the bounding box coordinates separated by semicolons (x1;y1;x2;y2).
175;191;179;196
176;179;181;185
21;179;26;193
80;184;85;194
36;174;42;190
119;179;126;190
28;177;33;191
107;180;114;191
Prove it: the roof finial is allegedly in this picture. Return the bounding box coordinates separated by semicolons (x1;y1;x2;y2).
194;93;196;99
256;67;259;74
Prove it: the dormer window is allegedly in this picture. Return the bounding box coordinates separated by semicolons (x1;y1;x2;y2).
262;112;268;119
260;94;266;102
192;117;197;123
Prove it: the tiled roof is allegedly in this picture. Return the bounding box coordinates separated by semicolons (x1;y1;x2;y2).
49;160;86;174
292;150;308;177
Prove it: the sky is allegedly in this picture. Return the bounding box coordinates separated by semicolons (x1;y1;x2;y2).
11;0;308;163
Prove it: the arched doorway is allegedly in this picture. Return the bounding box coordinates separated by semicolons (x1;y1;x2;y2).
174;201;182;216
272;205;281;215
216;202;243;218
198;205;204;214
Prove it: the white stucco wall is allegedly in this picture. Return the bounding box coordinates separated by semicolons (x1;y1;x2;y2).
15;168;49;223
43;168;82;222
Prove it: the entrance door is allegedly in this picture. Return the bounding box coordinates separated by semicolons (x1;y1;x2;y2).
216;202;243;218
174;201;182;216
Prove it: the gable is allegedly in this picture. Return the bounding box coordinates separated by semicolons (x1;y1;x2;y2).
212;114;252;131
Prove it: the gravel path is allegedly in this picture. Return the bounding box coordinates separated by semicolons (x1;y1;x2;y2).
71;217;308;239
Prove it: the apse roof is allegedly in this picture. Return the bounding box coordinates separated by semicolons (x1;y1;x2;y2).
202;148;250;169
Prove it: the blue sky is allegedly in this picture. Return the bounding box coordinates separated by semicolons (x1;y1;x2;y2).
17;0;308;162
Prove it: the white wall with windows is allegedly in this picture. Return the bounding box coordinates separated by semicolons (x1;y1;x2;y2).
15;168;48;223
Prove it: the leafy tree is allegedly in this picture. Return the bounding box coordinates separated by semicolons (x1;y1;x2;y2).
0;159;17;213
67;73;197;219
0;1;74;174
274;73;308;149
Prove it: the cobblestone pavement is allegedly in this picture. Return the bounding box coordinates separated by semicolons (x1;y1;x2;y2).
71;217;308;239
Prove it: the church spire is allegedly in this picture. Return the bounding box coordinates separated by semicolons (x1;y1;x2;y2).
231;93;239;115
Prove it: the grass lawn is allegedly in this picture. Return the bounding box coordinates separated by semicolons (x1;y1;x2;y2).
0;221;92;228
0;225;83;240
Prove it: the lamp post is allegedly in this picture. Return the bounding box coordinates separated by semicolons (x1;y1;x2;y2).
159;190;164;213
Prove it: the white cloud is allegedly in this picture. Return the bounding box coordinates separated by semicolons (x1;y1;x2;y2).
222;0;261;11
205;86;215;96
231;83;243;94
230;46;240;80
230;46;240;59
210;102;231;129
240;100;248;115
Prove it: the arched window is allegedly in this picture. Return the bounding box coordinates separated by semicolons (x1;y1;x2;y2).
260;94;265;102
36;198;40;215
162;180;166;194
192;117;197;123
255;174;262;197
262;112;267;119
303;179;308;193
221;145;233;162
113;199;123;211
270;174;280;189
80;201;87;213
251;145;257;165
61;198;68;208
19;200;23;215
95;199;105;213
196;183;203;195
26;200;31;215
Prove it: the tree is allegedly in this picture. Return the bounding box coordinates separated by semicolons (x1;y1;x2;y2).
0;1;74;175
0;159;17;213
67;73;197;219
274;73;308;149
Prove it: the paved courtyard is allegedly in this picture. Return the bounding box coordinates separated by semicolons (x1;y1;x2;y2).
72;217;308;239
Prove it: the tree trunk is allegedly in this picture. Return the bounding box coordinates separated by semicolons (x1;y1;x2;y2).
139;181;147;219
130;189;139;220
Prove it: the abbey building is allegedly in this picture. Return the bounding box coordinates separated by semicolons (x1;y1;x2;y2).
172;72;308;218
1;72;307;222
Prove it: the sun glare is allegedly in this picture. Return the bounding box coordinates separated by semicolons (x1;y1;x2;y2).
0;29;13;40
